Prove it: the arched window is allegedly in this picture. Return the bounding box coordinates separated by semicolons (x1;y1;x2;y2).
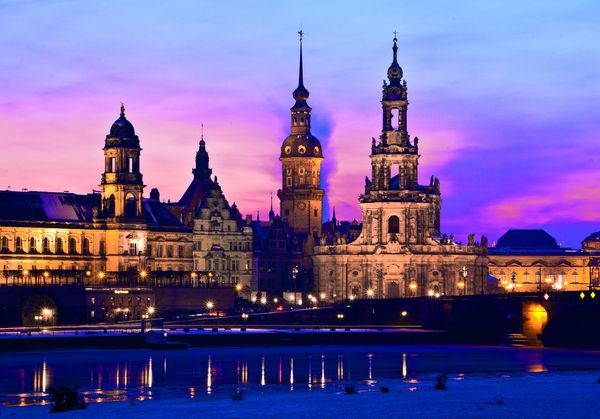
15;237;23;253
125;194;137;218
29;237;37;253
43;238;51;254
82;238;90;255
105;195;115;217
68;238;77;254
56;238;64;254
388;216;400;234
1;236;9;253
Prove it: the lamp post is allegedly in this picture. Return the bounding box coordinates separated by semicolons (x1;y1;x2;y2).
292;265;299;305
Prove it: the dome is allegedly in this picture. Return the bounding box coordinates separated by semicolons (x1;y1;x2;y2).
109;104;136;137
583;232;600;250
280;133;323;158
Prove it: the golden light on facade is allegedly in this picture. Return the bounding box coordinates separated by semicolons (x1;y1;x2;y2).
139;270;147;278
43;271;49;278
427;289;434;296
85;270;91;277
191;272;197;279
98;272;105;279
22;269;29;276
457;280;465;289
366;289;374;297
409;281;417;290
260;296;267;305
319;292;326;300
147;306;156;315
349;295;356;301
235;283;242;292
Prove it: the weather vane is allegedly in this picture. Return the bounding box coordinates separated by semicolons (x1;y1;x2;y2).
298;28;304;41
393;30;398;39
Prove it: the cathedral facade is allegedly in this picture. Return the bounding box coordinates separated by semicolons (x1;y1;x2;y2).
313;37;488;301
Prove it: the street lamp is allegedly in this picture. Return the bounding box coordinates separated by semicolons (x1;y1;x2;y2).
291;266;299;304
206;301;214;310
366;289;374;298
147;306;155;318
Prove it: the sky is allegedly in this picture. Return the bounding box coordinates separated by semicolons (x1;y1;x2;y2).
0;0;598;247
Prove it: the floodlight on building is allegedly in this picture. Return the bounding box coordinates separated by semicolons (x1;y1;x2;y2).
139;270;147;279
147;306;156;315
319;293;326;300
366;289;374;297
401;311;408;317
235;283;243;292
260;297;267;305
206;301;214;310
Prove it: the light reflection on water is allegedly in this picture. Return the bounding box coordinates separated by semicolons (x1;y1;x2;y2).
2;345;600;407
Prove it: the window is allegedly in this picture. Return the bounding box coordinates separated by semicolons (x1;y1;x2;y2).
178;245;183;258
43;238;51;254
127;157;134;173
157;245;163;257
285;209;290;216
99;241;106;255
15;237;23;253
68;238;77;254
314;209;318;217
129;242;137;256
108;157;116;172
82;238;90;255
56;238;64;254
388;215;400;234
29;237;37;253
166;245;173;258
286;177;292;187
390;108;399;130
146;244;152;256
1;236;9;252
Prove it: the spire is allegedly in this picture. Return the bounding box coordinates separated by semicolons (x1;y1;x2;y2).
332;206;337;224
292;30;310;104
269;192;275;220
120;102;125;116
387;32;403;81
193;125;211;180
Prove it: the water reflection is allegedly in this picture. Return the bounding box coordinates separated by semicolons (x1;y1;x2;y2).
1;345;596;407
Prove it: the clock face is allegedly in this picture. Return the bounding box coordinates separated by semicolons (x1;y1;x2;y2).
297;202;306;210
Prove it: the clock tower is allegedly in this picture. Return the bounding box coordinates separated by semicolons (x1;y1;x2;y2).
277;32;324;236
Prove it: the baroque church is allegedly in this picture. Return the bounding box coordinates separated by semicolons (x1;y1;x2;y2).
313;37;489;300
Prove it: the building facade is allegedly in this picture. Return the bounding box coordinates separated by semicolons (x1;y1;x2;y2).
0;107;194;288
488;229;600;293
313;37;489;301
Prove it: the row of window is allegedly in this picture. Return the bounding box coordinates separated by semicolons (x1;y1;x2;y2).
0;236;94;255
206;258;250;272
106;156;137;174
147;244;189;258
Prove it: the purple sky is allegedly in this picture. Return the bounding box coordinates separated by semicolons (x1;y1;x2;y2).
0;1;598;247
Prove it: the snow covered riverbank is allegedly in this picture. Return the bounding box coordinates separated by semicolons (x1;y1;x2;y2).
3;371;599;418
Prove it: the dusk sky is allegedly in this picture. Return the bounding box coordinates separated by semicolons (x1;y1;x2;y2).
0;1;598;247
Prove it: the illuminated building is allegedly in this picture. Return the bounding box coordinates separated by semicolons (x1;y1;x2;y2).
488;229;600;293
313;37;489;300
0;106;193;287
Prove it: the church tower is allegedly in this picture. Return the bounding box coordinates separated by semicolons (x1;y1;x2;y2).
277;32;324;236
359;36;441;245
100;104;144;219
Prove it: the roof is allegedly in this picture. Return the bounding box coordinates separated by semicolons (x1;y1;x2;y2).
0;190;186;229
0;190;98;223
583;232;600;243
495;229;560;250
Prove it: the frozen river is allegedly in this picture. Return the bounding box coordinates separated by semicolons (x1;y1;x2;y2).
2;345;600;408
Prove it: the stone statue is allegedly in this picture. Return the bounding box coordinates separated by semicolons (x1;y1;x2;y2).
468;233;475;246
414;137;419;147
319;235;326;246
434;177;440;192
442;233;448;244
409;217;417;239
481;235;489;248
449;234;454;244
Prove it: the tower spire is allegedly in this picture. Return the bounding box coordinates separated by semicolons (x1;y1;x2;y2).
269;191;275;220
292;30;310;104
